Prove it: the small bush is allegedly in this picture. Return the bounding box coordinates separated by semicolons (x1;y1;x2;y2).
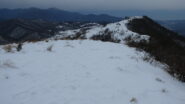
2;44;23;52
16;43;23;52
65;42;74;48
0;60;16;69
130;97;137;103
161;88;168;93
155;78;165;83
3;45;14;53
91;29;121;43
47;45;53;52
5;76;9;79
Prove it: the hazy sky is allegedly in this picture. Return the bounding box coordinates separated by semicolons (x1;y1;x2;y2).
0;0;185;10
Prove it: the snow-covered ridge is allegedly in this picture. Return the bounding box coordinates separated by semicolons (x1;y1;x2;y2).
53;16;150;43
0;40;185;104
1;16;185;104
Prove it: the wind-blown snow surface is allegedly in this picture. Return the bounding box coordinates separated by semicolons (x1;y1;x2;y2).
0;40;185;104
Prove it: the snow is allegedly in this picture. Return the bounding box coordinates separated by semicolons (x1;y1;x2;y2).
56;25;63;29
0;40;185;104
85;16;150;43
52;16;150;43
58;29;81;37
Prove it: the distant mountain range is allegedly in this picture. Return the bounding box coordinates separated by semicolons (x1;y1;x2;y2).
0;8;122;22
0;19;59;44
0;16;185;81
0;8;185;38
158;20;185;37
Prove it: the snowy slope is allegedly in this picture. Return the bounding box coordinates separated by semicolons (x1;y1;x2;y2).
53;16;150;43
85;16;150;42
0;40;185;104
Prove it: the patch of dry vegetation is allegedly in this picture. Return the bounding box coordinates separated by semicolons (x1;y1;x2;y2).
2;43;23;53
47;45;53;52
2;44;15;53
0;60;17;69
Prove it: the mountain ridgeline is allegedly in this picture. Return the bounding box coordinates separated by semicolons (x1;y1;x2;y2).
126;16;185;81
158;20;185;37
0;19;59;44
0;8;122;22
0;15;185;81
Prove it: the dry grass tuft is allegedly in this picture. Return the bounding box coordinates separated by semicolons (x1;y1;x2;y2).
0;60;17;69
130;97;138;103
161;88;168;93
2;45;15;53
47;45;53;52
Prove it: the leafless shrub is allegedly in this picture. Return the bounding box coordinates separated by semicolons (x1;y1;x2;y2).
117;67;124;72
65;42;74;48
65;44;74;48
47;45;53;52
45;40;49;42
0;60;17;69
130;97;138;103
130;56;139;62
2;44;23;52
155;78;165;83
2;45;14;53
124;36;132;43
143;54;152;62
161;88;168;93
5;76;9;79
54;38;59;41
135;48;143;52
16;43;23;52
